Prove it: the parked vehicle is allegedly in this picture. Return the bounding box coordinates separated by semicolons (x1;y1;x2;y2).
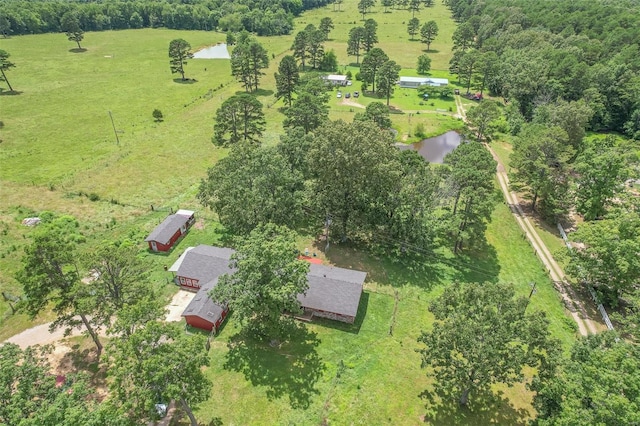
345;92;351;98
337;92;342;98
354;91;359;98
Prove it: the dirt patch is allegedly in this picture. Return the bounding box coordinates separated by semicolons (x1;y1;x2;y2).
165;290;196;322
340;98;365;109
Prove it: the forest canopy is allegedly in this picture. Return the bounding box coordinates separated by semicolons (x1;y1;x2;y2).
0;0;332;36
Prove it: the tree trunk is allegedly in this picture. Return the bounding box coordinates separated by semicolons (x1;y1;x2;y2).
532;190;538;211
459;387;471;406
180;397;198;426
1;68;13;91
76;40;81;49
79;314;103;360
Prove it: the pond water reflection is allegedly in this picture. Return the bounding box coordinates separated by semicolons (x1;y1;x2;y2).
395;131;462;163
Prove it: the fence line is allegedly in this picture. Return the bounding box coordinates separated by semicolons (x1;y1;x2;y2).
557;223;614;331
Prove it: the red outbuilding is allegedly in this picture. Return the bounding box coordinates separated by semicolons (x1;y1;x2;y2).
145;209;195;252
181;278;229;332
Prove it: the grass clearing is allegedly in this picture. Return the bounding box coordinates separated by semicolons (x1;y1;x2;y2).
1;1;580;423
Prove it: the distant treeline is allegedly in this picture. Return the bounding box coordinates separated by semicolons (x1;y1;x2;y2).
445;0;640;137
0;0;331;36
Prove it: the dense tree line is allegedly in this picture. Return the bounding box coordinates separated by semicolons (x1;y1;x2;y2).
445;0;640;139
0;0;332;37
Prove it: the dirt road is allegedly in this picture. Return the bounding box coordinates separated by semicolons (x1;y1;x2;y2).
453;94;598;336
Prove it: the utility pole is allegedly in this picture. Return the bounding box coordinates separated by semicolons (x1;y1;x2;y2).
108;111;120;145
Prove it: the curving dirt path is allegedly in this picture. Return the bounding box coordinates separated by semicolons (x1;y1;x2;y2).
453;95;598;336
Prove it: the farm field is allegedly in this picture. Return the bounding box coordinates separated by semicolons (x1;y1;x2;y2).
0;0;580;423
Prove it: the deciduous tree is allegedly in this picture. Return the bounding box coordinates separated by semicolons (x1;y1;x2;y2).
420;21;438;52
574;136;626;220
107;322;211;425
0;49;15;92
354;101;392;128
61;12;84;49
16;216;104;359
275;55;300;107
533;333;640;425
375;60;401;105
198;144;303;234
308;120;400;239
417;54;431;75
566;212;640;305
283;92;329;134
409;0;421;17
210;224;309;338
465;99;501;141
419;281;559;407
509;124;572;217
168;38;193;81
213;94;265;147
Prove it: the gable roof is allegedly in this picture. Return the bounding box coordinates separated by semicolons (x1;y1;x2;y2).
399;76;449;85
145;214;190;244
181;278;225;323
298;264;366;318
174;245;235;282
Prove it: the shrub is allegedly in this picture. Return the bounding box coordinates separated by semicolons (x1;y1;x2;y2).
415;123;426;138
88;193;100;201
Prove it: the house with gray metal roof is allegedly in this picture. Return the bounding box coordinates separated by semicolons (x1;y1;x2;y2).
181;278;228;332
145;210;195;252
169;245;234;291
175;244;367;329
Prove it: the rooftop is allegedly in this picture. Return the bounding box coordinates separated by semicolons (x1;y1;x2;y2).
181;278;226;322
144;214;190;244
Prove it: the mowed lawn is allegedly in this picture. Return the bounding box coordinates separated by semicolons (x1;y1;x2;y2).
1;1;580;423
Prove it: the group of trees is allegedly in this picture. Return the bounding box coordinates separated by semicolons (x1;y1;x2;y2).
9;214;212;425
200;106;497;254
230;33;269;92
0;0;335;36
290;20;337;72
346;18;378;64
444;0;640;139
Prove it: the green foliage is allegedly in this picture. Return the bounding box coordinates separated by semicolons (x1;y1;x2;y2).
357;0;376;20
533;332;640;425
0;49;15;92
376;60;401;105
509;124;573;219
407;17;420;41
319;17;334;41
355;101;392;129
419;281;560;406
231;38;269;91
61;12;84;49
210;223;309;338
443;142;497;253
347;26;366;65
319;49;338;72
465;100;501;141
107;322;211;424
420;21;438;51
360;47;388;93
362;19;378;52
283;90;329;134
574;136;627;220
275;55;300;107
152;108;163;122
417;54;431;75
566;212;640;305
308;120;400;240
213;94;265;147
198;144;303;234
168;38;193;81
0;343;114;425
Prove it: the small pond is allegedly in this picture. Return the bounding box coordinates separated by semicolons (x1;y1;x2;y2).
395;131;462;163
193;43;230;59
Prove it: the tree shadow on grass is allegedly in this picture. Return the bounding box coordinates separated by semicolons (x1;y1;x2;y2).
450;241;500;285
69;48;87;53
234;88;274;97
173;78;197;84
57;343;107;392
0;89;22;96
423;49;440;54
223;323;325;409
309;292;369;334
420;386;531;425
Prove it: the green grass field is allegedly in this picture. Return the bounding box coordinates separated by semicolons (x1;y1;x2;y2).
0;0;580;423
